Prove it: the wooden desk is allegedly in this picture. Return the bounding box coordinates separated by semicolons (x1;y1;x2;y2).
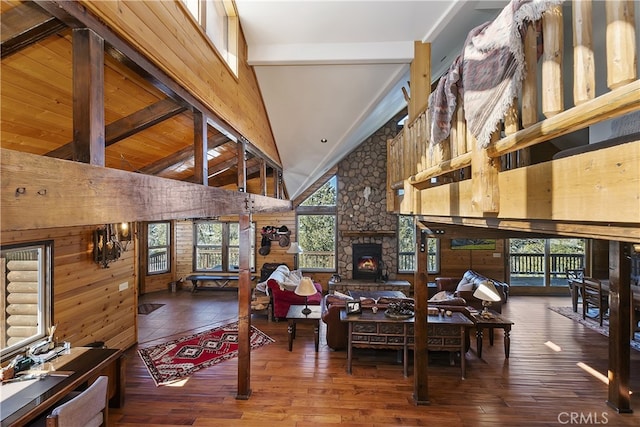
1;347;124;427
187;274;256;293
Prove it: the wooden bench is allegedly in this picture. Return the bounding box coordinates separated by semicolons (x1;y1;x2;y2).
186;274;256;293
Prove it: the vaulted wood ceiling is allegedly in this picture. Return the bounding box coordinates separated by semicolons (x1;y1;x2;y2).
0;0;282;195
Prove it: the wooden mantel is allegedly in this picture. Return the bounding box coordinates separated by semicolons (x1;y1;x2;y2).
342;231;395;237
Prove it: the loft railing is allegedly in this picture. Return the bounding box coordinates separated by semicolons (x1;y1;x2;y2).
388;0;639;215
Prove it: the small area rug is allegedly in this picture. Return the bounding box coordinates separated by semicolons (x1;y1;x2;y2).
138;321;274;385
549;306;640;352
137;303;165;315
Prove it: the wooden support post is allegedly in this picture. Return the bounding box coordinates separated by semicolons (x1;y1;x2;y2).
237;139;247;192
471;131;500;214
236;210;252;399
72;28;105;166
606;0;637;89
193;111;208;185
607;241;632;413
413;224;430;405
573;0;595;105
259;158;267;196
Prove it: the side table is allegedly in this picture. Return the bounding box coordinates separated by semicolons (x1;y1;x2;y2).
286;305;321;352
469;308;514;359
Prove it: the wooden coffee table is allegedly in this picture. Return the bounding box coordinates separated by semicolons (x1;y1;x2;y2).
286;305;321;352
468;308;514;359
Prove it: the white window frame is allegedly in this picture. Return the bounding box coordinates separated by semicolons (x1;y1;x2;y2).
1;241;53;362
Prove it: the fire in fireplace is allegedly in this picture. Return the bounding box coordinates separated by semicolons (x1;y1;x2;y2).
352;243;382;281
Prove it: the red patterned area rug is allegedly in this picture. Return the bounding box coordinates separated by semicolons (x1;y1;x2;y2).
138;321;274;386
549;306;640;352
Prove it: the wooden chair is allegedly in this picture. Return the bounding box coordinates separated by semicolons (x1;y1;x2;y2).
582;278;609;326
566;269;585;313
46;375;108;427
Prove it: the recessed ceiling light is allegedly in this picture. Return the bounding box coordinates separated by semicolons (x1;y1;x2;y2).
320;138;328;143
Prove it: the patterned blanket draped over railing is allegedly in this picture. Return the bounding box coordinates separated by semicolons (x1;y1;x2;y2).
428;0;564;149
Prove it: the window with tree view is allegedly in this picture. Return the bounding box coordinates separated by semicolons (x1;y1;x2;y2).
194;221;255;272
398;216;439;273
509;238;585;287
1;241;52;362
297;176;337;271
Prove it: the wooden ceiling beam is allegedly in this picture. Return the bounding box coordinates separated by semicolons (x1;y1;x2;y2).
46;98;187;159
0;1;66;58
1;148;292;232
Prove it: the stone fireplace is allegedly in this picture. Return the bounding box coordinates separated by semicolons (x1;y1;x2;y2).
352;243;382;281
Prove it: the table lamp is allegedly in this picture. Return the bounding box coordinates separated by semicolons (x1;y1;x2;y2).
287;242;304;269
294;276;317;315
473;280;502;319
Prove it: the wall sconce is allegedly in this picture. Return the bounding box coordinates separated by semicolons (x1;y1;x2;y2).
94;224;121;268
117;222;132;251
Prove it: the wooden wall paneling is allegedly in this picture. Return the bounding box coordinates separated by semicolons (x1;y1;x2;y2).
175;220;195;282
0;226;137;352
252;212;296;271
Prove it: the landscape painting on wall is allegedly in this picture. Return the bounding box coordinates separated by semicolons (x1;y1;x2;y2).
451;239;496;250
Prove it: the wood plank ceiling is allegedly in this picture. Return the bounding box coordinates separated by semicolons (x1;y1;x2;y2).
0;0;281;194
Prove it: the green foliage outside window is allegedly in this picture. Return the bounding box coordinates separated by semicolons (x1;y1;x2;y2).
298;176;337;270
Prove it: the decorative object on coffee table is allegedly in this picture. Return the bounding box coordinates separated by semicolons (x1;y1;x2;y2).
473;280;502;319
384;300;414;319
295;276;317;315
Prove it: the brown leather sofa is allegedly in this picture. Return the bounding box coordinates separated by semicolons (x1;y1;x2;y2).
435;269;509;313
321;293;469;351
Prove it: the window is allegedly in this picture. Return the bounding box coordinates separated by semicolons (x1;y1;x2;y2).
1;241;52;362
297;176;337;271
148;222;170;274
194;221;255;272
397;216;440;274
182;0;239;76
509;238;585;287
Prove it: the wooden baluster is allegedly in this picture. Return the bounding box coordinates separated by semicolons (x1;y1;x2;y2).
606;0;637;89
471;130;500;214
504;100;519;169
542;5;564;118
521;21;538;128
573;0;595;105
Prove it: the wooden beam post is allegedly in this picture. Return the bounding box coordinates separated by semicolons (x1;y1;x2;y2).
193;111;208;185
236;209;252;399
237;139;247;192
471;131;500;214
607;241;632;413
72;28;105;165
413;224;430;405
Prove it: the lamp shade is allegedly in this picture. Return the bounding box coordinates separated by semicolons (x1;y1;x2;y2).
295;277;317;297
287;242;304;254
473;281;501;302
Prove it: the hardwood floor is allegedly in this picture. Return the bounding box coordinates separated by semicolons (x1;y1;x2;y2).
110;291;640;426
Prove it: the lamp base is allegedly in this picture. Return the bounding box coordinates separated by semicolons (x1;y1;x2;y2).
301;305;311;315
480;303;494;319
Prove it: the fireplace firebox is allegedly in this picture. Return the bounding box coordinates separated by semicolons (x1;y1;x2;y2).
352;243;382;281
